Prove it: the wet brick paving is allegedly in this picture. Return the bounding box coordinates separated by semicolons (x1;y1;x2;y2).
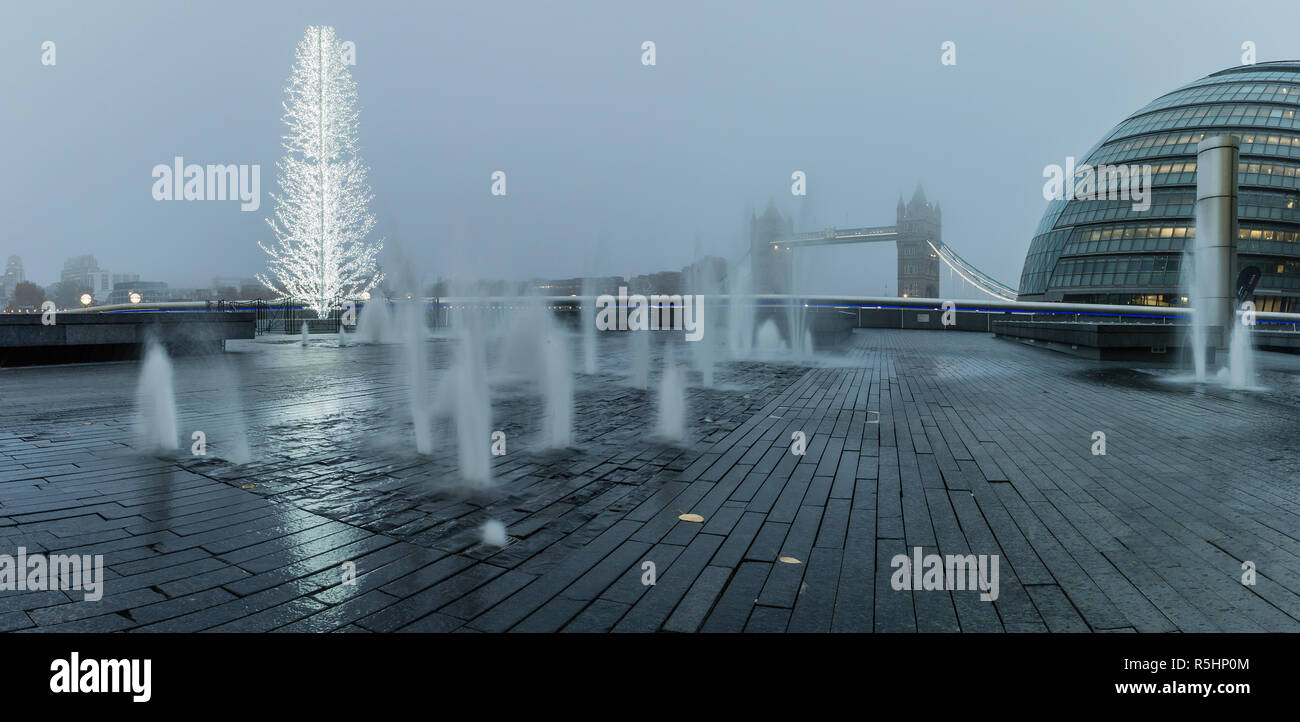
2;329;1300;632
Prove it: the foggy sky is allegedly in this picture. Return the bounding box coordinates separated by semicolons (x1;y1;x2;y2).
4;0;1298;297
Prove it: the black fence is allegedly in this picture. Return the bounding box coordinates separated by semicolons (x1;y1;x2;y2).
247;300;352;335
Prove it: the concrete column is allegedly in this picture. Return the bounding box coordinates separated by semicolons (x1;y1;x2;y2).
1195;135;1239;351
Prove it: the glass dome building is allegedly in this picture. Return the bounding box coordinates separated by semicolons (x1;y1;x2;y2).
1019;61;1300;312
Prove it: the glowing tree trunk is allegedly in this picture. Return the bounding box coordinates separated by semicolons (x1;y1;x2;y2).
258;25;383;318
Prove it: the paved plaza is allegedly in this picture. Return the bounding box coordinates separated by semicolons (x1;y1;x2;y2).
2;328;1299;632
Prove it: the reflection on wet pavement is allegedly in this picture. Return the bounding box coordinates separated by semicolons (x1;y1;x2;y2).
3;329;1300;632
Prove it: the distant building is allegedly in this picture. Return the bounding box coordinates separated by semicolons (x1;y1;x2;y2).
107;282;168;305
211;276;261;299
681;256;727;292
586;276;630;297
750;201;795;295
896;187;942;299
57;256;121;302
529;276;626;297
165;287;213;302
2;256;24;304
4;256;24;286
630;270;683;294
431;271;709;299
85;271;113;302
431;278;525;297
531;278;582;296
1020;61;1300;312
61;255;100;284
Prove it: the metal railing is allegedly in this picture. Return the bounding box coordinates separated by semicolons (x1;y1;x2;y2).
927;240;1019;301
49;294;1300;332
59;299;345;336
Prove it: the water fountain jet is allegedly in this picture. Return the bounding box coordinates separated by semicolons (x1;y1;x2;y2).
630;326;650;390
450;316;493;484
402;299;434;455
726;260;755;359
656;348;686;443
434;298;494;485
540;313;574;449
1227;321;1256;389
581;278;597;375
136;341;178;452
355;299;396;344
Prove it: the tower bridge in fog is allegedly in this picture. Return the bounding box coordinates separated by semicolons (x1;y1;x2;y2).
754;185;1017;301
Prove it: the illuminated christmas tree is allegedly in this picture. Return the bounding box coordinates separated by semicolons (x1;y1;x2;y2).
258;25;383;317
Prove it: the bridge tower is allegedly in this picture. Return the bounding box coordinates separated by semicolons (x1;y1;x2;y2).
896;185;942;298
751;200;793;294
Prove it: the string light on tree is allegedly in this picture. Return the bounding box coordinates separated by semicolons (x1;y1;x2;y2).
258;25;383;318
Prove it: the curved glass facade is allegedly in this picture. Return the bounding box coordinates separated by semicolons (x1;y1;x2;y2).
1019;61;1300;312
